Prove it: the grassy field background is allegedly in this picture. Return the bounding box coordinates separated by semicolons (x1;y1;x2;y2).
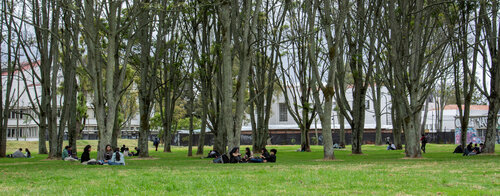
0;140;499;195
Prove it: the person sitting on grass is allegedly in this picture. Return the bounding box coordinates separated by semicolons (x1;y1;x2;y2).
63;146;78;161
386;142;395;150
479;143;485;153
8;148;25;158
102;145;113;164
120;145;126;153
250;148;270;163
463;142;473;156
453;145;463;153
132;147;140;156
266;149;277;163
81;145;98;165
473;144;481;154
229;147;242;163
468;148;478;156
67;146;79;160
243;147;253;162
109;148;125;165
25;148;31;158
123;148;132;157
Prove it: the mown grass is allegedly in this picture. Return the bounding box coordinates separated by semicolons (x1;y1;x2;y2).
0;140;499;195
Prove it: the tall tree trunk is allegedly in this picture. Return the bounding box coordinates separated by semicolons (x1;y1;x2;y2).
196;78;209;155
478;0;499;154
391;101;403;149
483;102;499;153
372;84;383;145
337;111;345;147
420;98;429;135
219;0;234;152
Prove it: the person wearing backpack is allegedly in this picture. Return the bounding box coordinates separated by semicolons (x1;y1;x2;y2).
109;148;125;165
420;134;428;153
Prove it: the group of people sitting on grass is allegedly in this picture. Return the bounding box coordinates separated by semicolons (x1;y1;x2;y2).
6;148;31;158
60;144;137;165
453;142;484;156
212;147;277;164
78;145;126;165
120;145;140;156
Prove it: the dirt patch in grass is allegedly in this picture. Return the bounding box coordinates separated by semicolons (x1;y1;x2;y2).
313;159;344;162
400;157;427;160
128;157;160;160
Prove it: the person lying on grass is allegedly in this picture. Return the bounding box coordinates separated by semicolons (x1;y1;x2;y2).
7;148;26;158
62;146;78;161
109;147;125;166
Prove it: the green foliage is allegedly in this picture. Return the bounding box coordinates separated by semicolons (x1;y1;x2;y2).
176;117;201;130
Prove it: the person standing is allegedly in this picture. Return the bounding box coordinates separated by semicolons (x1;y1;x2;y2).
153;138;159;152
420;134;428;153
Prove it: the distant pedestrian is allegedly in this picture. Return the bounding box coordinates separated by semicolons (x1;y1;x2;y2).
154;138;159;151
420;134;427;153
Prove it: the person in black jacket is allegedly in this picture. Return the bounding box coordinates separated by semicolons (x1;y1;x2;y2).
453;145;463;153
229;147;242;163
120;145;126;153
81;145;92;163
132;147;140;156
266;149;277;163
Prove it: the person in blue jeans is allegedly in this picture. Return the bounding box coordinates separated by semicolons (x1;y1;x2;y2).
250;148;270;163
109;148;125;165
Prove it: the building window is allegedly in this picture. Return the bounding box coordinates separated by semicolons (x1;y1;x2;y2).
279;103;288;122
365;100;370;110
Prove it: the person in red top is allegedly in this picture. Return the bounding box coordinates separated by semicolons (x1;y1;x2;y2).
420;134;427;153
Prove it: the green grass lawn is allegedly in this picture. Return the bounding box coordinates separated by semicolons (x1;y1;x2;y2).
0;140;499;195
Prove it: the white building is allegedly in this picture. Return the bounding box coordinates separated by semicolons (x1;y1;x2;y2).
2;62;141;141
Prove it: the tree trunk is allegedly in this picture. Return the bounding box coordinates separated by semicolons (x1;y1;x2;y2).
420;98;429;135
483;100;499;153
401;110;422;158
391;102;403;150
196;81;209;155
338;111;346;147
373;85;382;145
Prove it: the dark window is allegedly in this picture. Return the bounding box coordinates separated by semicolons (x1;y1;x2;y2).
279;103;288;122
